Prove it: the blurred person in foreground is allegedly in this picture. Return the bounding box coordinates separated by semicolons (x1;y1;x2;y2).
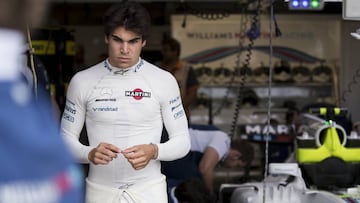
0;0;83;202
60;1;190;202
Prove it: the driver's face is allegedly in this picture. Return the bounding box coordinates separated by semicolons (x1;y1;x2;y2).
105;26;146;69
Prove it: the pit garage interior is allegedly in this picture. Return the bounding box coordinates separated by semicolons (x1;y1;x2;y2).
29;0;360;202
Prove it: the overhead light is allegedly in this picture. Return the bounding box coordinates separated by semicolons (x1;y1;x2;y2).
288;0;325;10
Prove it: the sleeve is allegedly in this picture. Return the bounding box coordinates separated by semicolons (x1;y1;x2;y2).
208;130;231;161
60;73;92;163
156;73;191;161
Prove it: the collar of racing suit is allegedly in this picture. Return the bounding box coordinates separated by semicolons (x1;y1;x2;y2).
104;58;144;75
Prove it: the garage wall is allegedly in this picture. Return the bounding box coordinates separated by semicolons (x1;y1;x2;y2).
340;21;360;123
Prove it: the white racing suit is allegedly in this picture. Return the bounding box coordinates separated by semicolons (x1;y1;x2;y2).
60;58;191;203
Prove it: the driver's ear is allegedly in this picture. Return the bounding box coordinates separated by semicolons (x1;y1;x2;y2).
105;35;109;44
142;40;146;47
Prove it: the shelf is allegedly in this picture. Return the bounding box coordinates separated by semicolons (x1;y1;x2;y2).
192;81;335;129
198;83;333;99
200;82;332;88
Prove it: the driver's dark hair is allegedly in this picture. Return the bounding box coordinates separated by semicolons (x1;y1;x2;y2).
103;1;151;41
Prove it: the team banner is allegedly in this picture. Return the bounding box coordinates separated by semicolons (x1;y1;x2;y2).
171;14;340;73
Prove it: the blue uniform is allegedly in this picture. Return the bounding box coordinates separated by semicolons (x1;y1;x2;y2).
0;29;83;203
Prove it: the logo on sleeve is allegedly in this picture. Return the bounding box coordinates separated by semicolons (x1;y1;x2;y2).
171;103;182;112
169;96;180;105
174;110;185;119
125;88;151;100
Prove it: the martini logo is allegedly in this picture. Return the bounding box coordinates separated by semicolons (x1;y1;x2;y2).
245;124;289;135
125;88;151;100
239;124;293;143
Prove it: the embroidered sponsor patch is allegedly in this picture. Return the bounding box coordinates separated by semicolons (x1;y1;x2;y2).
64;104;76;115
92;107;118;112
169;96;180;105
114;69;130;75
63;112;74;122
95;98;116;102
100;88;113;96
171;103;182;112
174;110;185;119
135;59;144;72
125;88;151;100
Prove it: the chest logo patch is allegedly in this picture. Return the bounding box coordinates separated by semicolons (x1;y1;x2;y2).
125;88;151;100
101;88;113;96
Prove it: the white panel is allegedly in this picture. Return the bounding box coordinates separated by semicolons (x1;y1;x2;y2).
343;0;360;20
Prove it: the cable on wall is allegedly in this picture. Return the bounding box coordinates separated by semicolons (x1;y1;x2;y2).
342;67;360;103
228;0;262;139
261;2;275;203
211;10;250;118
